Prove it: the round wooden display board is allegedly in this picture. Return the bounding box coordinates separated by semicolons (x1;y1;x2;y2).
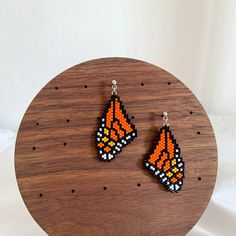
15;58;217;236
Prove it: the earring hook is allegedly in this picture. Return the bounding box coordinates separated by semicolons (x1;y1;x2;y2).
162;112;169;126
112;80;117;95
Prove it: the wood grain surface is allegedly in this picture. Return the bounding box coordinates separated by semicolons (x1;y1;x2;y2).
15;57;217;236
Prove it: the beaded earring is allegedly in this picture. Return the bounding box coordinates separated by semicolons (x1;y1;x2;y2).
144;112;184;192
96;80;137;161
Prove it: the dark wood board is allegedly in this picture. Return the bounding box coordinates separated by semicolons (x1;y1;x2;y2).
15;57;217;236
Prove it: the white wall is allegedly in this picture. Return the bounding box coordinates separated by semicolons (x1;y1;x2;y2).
0;0;235;131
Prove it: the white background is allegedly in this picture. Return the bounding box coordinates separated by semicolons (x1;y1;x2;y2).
0;1;236;235
0;0;236;131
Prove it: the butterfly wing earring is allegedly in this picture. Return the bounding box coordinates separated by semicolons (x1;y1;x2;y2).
145;112;184;192
96;80;137;161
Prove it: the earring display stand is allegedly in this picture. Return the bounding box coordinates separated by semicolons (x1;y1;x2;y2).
15;58;217;236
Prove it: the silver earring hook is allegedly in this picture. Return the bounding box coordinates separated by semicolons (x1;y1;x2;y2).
162;112;169;126
111;80;117;95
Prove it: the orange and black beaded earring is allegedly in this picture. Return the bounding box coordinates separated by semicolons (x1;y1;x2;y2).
144;112;184;192
96;80;137;161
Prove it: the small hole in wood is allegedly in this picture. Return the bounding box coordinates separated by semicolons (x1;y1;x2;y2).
63;142;67;146
71;189;75;193
197;131;201;135
103;186;107;190
141;83;144;86
84;85;88;88
32;146;36;150
66;119;70;123
137;183;141;187
131;116;135;119
97;117;101;121
189;111;193;115
36;122;39;126
198;177;202;181
39;193;43;197
168;82;171;85
55;86;59;90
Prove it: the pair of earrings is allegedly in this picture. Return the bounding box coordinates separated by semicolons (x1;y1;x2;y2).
96;80;184;193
